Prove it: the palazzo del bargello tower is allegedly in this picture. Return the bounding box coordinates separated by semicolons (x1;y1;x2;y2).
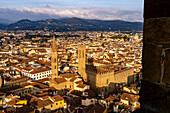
78;46;87;82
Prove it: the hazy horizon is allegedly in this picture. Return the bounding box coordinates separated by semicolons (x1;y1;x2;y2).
0;0;144;23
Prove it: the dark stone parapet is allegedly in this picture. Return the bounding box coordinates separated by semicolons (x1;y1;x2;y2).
140;80;170;113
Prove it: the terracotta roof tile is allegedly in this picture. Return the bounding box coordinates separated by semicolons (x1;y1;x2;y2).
70;77;77;82
120;93;139;102
59;73;78;78
54;78;67;84
52;95;64;101
76;84;86;88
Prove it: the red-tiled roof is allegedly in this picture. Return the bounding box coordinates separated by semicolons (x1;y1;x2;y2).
120;93;139;102
54;78;67;84
59;73;78;78
104;96;119;102
52;95;64;101
76;84;86;88
70;77;77;82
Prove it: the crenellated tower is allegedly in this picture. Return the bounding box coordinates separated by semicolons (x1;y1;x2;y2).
78;45;87;82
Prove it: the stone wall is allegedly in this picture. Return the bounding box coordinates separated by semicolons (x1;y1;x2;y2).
114;68;134;83
141;0;170;113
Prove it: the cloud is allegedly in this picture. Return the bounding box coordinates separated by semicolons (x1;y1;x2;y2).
0;7;143;22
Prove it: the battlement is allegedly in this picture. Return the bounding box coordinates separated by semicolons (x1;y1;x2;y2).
86;65;115;75
78;45;86;49
114;67;134;74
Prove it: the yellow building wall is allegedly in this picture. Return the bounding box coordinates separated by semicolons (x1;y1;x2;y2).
29;50;36;55
114;68;134;83
40;100;64;112
16;100;27;105
14;100;27;108
3;58;8;63
69;63;78;67
24;85;33;89
54;100;64;108
23;48;26;52
96;71;115;87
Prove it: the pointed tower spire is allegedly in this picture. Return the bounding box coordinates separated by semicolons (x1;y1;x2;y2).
52;35;57;52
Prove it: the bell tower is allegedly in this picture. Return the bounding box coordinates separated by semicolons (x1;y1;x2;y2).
51;35;58;79
78;46;87;82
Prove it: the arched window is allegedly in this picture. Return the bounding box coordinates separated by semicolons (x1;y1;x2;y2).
105;88;107;92
82;50;84;58
54;58;56;63
79;50;81;58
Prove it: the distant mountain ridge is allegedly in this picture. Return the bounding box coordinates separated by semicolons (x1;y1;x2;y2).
1;17;143;31
0;24;6;29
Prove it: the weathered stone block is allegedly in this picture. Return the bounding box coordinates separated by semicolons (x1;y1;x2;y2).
163;49;170;84
140;80;170;113
144;17;170;44
142;43;162;82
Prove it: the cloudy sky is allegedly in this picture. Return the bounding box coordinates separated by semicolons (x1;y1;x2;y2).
0;0;144;22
